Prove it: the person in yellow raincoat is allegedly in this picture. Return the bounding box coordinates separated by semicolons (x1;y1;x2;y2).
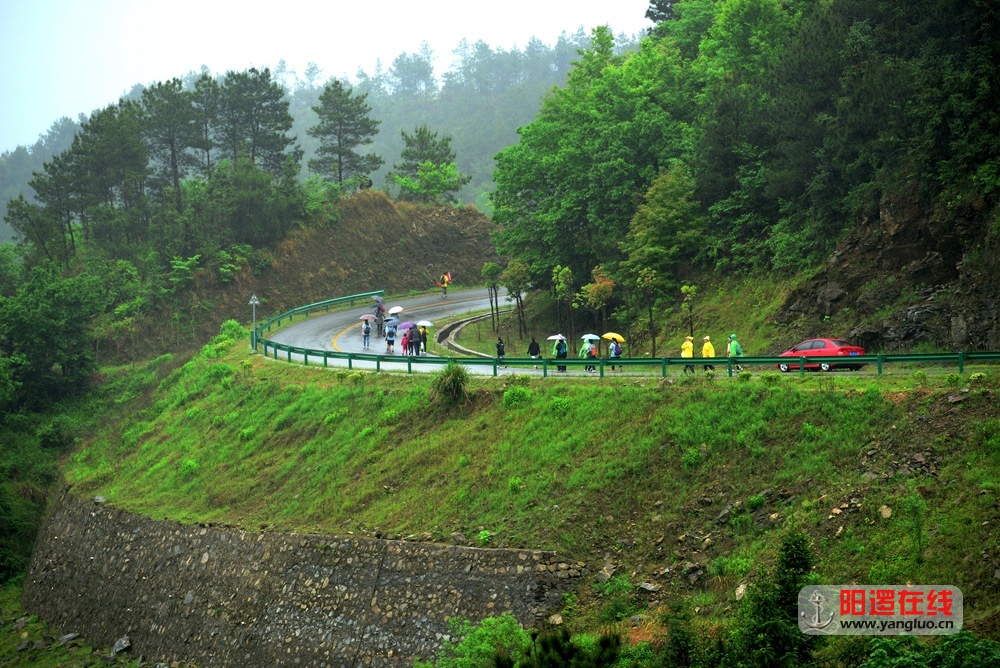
681;335;695;374
702;335;715;371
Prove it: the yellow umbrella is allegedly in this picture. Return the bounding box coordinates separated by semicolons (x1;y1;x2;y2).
602;332;625;343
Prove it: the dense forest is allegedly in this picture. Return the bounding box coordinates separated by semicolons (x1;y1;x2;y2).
2;0;1000;630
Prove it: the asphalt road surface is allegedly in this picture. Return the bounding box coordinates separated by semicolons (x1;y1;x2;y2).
265;288;506;374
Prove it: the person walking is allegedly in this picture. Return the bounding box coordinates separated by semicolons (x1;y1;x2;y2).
681;335;695;374
385;324;396;354
496;337;506;367
701;335;715;371
609;339;622;372
554;337;568;372
580;340;596;372
362;320;371;349
527;337;541;369
401;329;410;356
727;333;744;371
419;325;429;354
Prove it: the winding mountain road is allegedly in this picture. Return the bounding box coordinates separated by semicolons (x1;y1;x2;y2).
265;288;509;374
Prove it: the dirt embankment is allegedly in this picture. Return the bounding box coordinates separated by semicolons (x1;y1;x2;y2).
776;188;1000;351
143;192;501;353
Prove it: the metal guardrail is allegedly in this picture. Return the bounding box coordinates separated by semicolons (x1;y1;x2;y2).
252;291;1000;378
251;290;384;350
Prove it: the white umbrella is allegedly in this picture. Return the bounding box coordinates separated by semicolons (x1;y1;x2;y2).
581;334;601;341
388;305;404;315
416;320;434;327
546;334;567;341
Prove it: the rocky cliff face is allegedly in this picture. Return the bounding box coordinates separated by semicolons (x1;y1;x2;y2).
776;189;1000;351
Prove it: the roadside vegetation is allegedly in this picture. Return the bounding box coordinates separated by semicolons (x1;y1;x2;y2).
8;321;987;665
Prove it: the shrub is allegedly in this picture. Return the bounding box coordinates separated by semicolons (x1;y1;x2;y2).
969;372;988;387
946;372;963;389
477;529;492;546
508;476;523;494
738;370;753;382
746;494;766;512
550;397;571;414
414;613;530;668
506;374;530;387
180;459;199;480
911;370;929;388
432;361;469;404
681;447;702;473
760;372;780;386
502;386;532;408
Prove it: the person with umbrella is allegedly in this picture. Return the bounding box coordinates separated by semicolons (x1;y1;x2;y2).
607;336;623;372
550;335;568;372
580;336;598;372
418;325;429;354
359;315;374;349
385;320;397;354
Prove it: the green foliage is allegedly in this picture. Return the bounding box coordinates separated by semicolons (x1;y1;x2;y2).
507;477;523;494
730;531;817;666
516;628;621;668
911;370;929;388
860;631;1000;668
681;447;702;473
902;491;928;564
476;530;492;546
945;373;963;389
414;613;530;668
307;79;383;184
432;361;469;405
502;386;532;408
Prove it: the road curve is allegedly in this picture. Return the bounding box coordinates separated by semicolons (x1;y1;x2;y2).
265;288;508;374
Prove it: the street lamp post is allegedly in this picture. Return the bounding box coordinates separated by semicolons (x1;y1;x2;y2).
249;293;260;352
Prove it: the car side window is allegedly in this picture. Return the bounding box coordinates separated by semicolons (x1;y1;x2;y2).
792;341;816;352
809;340;826;350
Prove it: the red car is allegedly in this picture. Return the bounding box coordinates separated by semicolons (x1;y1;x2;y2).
777;338;866;372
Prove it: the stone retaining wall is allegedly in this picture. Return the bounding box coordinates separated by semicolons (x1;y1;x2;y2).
23;491;580;667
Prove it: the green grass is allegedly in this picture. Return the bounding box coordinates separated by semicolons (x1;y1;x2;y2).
54;336;1000;640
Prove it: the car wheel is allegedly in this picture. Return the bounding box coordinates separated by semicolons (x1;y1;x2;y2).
778;363;790;373
820;362;832;372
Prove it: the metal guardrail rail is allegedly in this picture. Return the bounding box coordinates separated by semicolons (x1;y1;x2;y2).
252;291;1000;378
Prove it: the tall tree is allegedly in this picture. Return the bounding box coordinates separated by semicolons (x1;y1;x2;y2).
141;78;201;212
308;79;383;184
216;68;298;176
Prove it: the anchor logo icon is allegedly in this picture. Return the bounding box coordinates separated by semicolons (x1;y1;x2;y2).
801;590;835;630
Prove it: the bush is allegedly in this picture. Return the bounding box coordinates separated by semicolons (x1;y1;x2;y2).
681;447;702;473
912;370;929;388
738;370;753;382
860;631;1000;668
415;613;530;668
502;386;532;408
432;361;469;405
761;372;781;386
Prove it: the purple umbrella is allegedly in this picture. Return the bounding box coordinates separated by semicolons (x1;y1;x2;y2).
397;321;416;330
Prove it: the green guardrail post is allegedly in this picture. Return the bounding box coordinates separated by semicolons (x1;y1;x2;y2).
304;351;309;366
543;359;548;378
599;360;605;378
958;352;965;374
407;358;413;374
376;356;381;373
727;358;733;377
799;357;807;376
287;348;292;363
661;358;667;377
877;355;883;376
347;353;353;370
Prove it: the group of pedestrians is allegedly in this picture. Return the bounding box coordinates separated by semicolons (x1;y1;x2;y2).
681;333;743;373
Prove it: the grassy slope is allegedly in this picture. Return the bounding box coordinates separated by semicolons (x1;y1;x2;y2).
59;331;1000;647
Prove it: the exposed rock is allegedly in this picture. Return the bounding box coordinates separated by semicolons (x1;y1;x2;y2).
638;582;660;592
735;583;748;601
881;505;892;519
548;613;563;625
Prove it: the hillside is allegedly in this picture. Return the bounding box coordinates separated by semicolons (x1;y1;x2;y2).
51;331;1000;662
132;191;501;356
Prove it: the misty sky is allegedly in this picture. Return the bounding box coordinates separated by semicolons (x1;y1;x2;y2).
0;0;652;154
